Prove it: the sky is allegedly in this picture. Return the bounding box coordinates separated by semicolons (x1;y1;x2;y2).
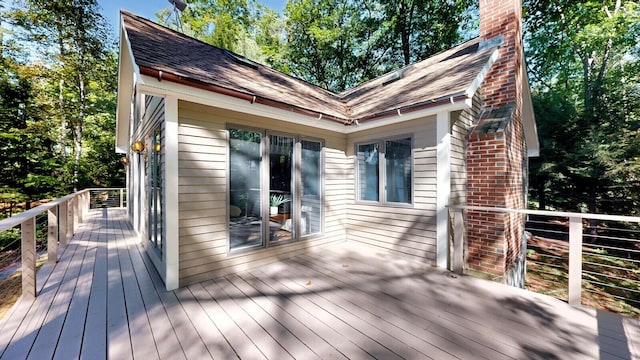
98;0;287;37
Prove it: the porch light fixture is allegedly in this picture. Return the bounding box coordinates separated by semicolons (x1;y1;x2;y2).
155;143;161;152
131;140;145;153
120;157;130;165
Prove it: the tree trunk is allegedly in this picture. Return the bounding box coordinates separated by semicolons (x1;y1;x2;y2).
73;75;85;192
59;78;67;159
537;181;546;210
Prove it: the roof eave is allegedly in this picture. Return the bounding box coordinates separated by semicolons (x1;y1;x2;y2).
138;66;349;126
342;94;471;133
115;13;139;153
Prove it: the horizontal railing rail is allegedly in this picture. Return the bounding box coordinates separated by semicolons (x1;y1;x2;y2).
88;188;127;209
450;205;640;315
0;188;126;299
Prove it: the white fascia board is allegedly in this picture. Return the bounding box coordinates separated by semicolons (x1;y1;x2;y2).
115;18;139;153
465;48;500;98
138;74;472;134
138;75;348;133
521;66;540;157
343;98;471;134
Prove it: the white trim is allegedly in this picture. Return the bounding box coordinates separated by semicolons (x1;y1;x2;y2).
164;95;180;290
139;77;346;133
521;63;540;157
465;48;500;98
138;75;471;135
436;111;451;269
115;13;142;153
343;100;470;134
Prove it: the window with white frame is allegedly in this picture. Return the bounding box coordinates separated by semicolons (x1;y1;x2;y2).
356;137;412;204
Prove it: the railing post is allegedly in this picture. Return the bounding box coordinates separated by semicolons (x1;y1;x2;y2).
82;191;89;221
568;216;583;306
78;192;85;223
120;188;124;208
72;196;79;231
48;206;59;264
68;197;75;236
59;201;68;247
452;208;464;274
21;217;36;299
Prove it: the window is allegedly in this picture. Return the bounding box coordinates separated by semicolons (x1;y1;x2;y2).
357;137;412;204
148;127;164;254
228;127;323;251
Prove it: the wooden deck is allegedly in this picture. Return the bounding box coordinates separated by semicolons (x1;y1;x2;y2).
0;208;638;359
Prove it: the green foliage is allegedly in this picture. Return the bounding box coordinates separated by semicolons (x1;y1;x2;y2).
164;0;475;92
525;0;640;216
283;0;474;91
158;0;270;60
0;0;122;208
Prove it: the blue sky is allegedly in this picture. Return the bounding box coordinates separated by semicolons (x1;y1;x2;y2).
98;0;286;36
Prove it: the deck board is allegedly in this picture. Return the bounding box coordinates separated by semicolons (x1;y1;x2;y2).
294;254;519;359
115;216;160;360
106;211;133;360
122;221;186;360
1;222;86;360
53;223;97;360
136;241;212;360
80;211;108;360
0;208;639;360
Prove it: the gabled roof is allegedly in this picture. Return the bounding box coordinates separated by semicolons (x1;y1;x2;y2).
119;11;499;124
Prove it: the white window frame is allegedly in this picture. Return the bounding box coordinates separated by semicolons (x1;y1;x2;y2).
355;135;414;206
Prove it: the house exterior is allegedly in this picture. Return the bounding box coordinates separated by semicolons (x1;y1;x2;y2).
116;0;538;290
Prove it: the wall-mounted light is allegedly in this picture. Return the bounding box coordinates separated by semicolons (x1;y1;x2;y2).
155;143;161;152
131;140;145;153
120;157;130;165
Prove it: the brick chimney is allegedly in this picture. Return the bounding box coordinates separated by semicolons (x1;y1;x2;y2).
465;0;528;286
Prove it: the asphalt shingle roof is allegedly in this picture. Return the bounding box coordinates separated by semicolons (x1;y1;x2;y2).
122;11;498;123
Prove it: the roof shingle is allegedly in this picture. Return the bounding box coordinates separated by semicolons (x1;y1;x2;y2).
122;11;498;122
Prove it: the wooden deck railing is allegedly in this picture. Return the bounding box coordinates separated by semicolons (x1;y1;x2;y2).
0;188;125;299
451;205;640;310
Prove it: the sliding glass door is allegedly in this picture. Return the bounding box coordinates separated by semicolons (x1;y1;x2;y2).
269;135;294;243
228;127;322;251
229;129;263;249
301;140;322;236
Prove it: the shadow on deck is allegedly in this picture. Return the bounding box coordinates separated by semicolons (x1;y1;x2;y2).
0;208;638;359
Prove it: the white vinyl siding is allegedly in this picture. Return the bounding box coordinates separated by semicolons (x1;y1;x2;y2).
346;116;437;262
177;101;348;286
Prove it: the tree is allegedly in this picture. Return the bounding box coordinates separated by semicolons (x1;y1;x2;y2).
282;0;475;92
0;50;59;208
524;0;640;216
8;0;112;192
9;0;109;190
158;0;265;59
380;0;475;65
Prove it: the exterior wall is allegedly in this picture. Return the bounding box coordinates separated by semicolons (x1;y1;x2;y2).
129;95;166;280
503;112;527;287
467;130;508;276
177;100;349;286
479;0;522;108
450;93;482;269
467;0;527;285
346;116;438;262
